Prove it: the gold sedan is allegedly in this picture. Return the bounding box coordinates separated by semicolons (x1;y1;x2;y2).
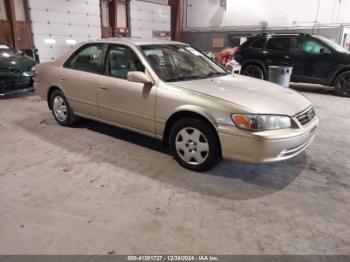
34;38;318;171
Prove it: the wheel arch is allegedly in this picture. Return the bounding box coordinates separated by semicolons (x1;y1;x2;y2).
162;109;221;156
241;59;267;76
47;85;64;110
331;66;350;86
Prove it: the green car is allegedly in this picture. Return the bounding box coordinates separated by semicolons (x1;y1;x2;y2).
0;45;36;96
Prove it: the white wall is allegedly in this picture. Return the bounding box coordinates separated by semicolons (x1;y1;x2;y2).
28;0;101;62
184;0;350;31
0;0;7;20
14;0;26;21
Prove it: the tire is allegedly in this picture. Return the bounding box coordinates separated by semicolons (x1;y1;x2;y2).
169;118;221;172
241;64;265;79
334;71;350;97
50;89;76;126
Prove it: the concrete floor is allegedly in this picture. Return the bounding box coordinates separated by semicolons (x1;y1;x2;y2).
0;85;349;255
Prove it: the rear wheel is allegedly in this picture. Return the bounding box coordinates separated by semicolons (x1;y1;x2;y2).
334;71;350;97
241;64;264;79
50;90;76;126
169;118;221;172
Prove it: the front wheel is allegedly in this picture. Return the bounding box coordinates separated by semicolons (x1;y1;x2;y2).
169;118;221;172
241;64;265;79
334;71;350;97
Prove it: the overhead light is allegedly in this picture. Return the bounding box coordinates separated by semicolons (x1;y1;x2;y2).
66;39;77;45
44;38;56;44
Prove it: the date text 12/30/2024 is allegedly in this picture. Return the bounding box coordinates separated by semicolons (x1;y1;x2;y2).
128;256;219;261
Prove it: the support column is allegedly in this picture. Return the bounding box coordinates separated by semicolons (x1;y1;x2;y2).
5;0;18;49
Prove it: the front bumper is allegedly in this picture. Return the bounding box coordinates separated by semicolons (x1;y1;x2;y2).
0;75;34;96
218;115;319;163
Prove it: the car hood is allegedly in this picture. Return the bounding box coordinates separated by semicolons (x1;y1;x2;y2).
0;55;36;69
169;75;311;116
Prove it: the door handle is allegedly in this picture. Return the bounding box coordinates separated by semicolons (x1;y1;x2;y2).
284;55;291;59
99;87;108;90
60;78;67;81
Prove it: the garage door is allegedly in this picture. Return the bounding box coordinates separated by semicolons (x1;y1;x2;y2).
28;0;102;62
130;0;170;39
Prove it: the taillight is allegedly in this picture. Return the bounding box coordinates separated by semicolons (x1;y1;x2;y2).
32;67;37;78
234;48;242;62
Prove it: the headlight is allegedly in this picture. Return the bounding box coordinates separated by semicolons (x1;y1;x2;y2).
232;114;291;131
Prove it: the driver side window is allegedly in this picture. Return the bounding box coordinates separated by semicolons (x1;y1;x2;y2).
297;37;330;54
104;45;145;79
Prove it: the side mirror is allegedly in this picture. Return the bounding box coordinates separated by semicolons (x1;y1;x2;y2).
127;71;152;84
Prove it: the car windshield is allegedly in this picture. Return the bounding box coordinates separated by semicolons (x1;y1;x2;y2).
0;47;19;58
314;35;350;54
141;45;227;82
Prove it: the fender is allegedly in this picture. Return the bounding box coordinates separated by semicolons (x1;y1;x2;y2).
46;82;66;109
171;105;218;128
330;65;350;86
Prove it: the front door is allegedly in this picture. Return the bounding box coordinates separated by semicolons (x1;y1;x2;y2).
292;36;338;84
97;44;156;136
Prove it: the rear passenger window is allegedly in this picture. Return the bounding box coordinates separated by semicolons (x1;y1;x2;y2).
266;38;291;52
104;45;145;79
66;44;103;73
251;39;266;49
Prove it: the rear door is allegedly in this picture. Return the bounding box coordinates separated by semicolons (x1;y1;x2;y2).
61;43;104;118
264;37;294;68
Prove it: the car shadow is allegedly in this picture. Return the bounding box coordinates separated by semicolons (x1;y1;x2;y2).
0;90;35;100
17;114;308;201
290;83;336;95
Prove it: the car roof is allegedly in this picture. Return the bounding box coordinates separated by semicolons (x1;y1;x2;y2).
90;37;188;46
252;33;311;38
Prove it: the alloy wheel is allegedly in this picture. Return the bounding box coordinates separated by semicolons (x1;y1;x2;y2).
244;65;264;79
336;74;350;97
53;96;67;122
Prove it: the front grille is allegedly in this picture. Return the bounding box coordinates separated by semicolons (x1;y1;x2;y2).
296;107;316;125
9;67;32;74
0;76;32;93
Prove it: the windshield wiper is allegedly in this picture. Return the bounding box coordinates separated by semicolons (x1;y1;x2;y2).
165;72;227;82
206;71;228;77
165;75;205;82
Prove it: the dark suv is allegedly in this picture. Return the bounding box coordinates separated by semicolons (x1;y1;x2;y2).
235;33;350;97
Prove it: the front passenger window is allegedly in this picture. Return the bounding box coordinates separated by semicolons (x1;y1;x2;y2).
296;38;330;54
105;45;145;79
